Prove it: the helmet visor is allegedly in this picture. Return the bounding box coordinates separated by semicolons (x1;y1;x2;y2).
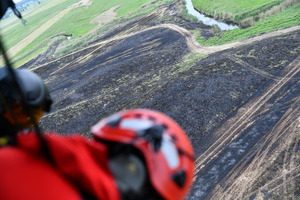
3;101;43;129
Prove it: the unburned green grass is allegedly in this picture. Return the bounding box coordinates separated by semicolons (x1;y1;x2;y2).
192;0;286;22
196;3;300;46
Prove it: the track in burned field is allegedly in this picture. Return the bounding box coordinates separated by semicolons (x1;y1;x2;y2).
188;54;300;200
215;96;300;200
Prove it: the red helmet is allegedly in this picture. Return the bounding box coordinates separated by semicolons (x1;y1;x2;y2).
92;109;194;200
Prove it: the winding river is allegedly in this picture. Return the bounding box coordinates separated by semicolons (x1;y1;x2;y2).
184;0;238;30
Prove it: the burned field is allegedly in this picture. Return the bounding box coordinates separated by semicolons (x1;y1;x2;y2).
23;7;300;200
32;27;190;134
189;39;300;198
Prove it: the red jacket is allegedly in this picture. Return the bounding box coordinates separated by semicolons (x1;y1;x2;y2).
0;131;120;200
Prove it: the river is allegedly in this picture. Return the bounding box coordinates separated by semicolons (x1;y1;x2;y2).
184;0;238;30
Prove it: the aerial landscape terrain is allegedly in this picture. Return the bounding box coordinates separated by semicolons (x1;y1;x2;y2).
1;0;299;199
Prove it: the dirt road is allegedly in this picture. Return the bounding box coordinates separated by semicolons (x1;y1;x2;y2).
157;24;300;54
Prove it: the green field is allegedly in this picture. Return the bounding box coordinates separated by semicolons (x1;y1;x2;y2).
192;0;283;20
196;3;300;46
192;0;299;24
0;0;173;67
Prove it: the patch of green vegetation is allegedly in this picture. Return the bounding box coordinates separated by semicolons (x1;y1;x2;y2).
179;1;198;22
197;4;300;46
192;0;285;22
221;62;227;67
247;49;257;59
177;53;207;73
122;0;175;20
114;0;157;17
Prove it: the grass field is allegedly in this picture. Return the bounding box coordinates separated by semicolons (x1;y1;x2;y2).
192;0;299;25
196;3;300;46
192;0;283;20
